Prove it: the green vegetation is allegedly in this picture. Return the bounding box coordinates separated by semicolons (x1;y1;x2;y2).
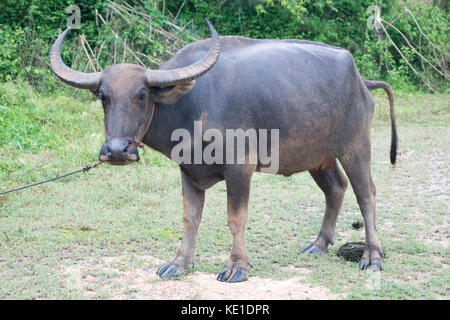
0;0;448;92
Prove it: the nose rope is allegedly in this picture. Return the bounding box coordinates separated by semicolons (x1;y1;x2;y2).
129;103;156;153
103;103;156;154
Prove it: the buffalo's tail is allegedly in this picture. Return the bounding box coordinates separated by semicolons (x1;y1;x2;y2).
363;79;398;165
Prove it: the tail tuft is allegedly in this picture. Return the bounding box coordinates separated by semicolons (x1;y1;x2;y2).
390;125;397;164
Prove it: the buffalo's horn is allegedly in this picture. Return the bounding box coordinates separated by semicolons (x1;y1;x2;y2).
145;19;220;87
50;27;102;89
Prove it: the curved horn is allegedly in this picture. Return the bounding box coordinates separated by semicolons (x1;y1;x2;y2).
50;27;101;89
145;19;220;87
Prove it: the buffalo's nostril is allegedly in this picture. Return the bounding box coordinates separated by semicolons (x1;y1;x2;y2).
107;139;130;160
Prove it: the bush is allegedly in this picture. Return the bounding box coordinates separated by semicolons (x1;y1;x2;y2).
0;25;25;82
0;0;448;92
0;1;199;92
170;0;449;92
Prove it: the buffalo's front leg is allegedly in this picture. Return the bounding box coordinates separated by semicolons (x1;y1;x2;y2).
217;166;254;283
157;170;205;278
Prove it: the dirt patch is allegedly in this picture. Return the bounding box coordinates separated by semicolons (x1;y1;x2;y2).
61;255;342;300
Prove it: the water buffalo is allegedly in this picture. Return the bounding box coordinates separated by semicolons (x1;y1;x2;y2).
50;20;397;282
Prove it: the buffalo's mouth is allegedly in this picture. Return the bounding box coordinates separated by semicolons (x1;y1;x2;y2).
98;139;140;166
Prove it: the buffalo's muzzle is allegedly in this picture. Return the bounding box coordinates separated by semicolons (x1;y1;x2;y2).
99;138;139;165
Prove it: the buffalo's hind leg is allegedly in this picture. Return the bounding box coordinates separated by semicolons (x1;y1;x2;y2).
302;161;348;254
157;170;205;278
339;144;384;271
217;165;254;283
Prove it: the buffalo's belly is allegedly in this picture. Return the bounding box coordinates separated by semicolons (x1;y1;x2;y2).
268;135;341;175
275;150;337;176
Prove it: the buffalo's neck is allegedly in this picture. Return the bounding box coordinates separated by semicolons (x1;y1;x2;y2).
144;101;198;160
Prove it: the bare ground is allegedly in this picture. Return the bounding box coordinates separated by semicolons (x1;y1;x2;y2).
62;255;343;300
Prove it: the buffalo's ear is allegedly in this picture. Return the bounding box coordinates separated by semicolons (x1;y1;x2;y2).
155;80;196;105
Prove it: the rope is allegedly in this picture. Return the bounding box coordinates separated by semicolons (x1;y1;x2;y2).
0;161;102;196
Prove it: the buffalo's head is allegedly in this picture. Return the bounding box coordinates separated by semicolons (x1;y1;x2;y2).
50;20;220;165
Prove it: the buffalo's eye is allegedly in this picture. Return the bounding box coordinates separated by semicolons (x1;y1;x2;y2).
138;92;146;101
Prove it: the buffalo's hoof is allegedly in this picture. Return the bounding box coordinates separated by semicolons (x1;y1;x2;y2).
156;263;184;279
359;258;383;272
217;265;249;283
301;243;327;254
359;246;384;271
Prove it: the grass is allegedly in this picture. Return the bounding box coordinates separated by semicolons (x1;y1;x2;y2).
0;81;449;299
